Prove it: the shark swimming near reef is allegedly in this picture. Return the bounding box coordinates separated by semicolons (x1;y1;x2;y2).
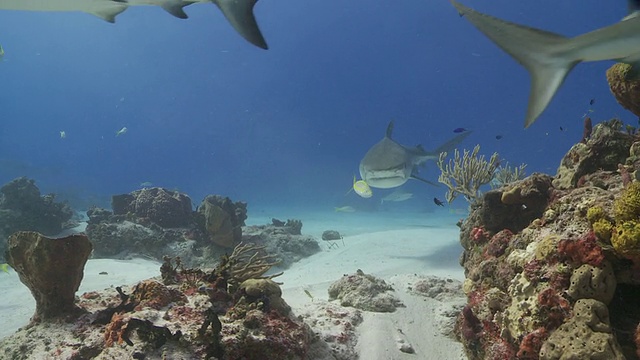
359;121;471;189
450;0;640;127
0;0;267;49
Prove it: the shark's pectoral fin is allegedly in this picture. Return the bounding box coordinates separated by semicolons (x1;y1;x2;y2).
89;5;128;23
161;2;190;19
411;174;440;187
212;0;268;49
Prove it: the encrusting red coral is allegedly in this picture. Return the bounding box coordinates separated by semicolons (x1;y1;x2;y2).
517;327;548;359
483;229;513;257
557;231;605;267
537;288;570;330
104;312;129;347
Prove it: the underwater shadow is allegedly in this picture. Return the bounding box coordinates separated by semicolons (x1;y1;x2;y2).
391;241;463;269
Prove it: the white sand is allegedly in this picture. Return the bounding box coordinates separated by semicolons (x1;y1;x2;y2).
0;209;467;359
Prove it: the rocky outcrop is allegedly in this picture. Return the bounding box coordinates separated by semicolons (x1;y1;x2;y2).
111;187;193;228
0;177;74;243
455;121;640;359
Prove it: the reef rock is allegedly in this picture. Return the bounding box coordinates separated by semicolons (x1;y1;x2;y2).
242;222;320;268
111;187;193;228
328;269;404;312
0;177;74;239
607;63;640;118
197;195;247;248
4;231;92;322
553;120;635;189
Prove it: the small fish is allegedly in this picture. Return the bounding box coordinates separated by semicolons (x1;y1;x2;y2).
140;181;153;187
304;289;314;301
334;206;356;213
99;271;108;275
59;130;66;139
453;127;469;133
352;176;373;198
589;98;595;106
115;127;128;136
0;44;4;59
559;126;564;131
434;197;445;207
0;263;9;273
381;189;413;203
495;135;503;140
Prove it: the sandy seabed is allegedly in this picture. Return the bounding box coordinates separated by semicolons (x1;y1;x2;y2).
0;208;468;360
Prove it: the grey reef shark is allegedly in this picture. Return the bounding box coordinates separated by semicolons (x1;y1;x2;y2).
359;121;471;189
0;0;268;49
451;0;640;127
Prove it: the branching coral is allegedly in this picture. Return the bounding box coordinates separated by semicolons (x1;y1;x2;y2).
437;144;500;204
223;242;283;291
491;162;527;189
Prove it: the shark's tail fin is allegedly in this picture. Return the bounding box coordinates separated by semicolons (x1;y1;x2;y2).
451;1;579;127
213;0;268;49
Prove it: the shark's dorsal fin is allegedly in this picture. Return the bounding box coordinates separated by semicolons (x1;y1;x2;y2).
385;120;395;139
89;4;128;23
161;2;190;19
212;0;268;49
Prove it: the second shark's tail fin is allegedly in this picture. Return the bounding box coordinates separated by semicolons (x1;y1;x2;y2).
451;1;579;127
213;0;268;49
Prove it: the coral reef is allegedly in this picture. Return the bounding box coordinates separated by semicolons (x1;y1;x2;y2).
242;222;321;268
328;269;405;312
454;120;640;359
87;190;320;271
111;187;193;228
0;177;74;258
0;241;320;360
4;231;92;322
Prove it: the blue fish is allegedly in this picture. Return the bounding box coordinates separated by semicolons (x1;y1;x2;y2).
453;127;468;133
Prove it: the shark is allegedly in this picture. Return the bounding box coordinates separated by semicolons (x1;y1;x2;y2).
0;0;267;49
359;121;471;189
450;0;640;127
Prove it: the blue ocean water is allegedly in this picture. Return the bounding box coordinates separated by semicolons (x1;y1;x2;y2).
0;0;632;212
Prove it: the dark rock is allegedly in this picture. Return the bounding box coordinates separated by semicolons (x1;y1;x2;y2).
4;231;92;322
322;230;342;241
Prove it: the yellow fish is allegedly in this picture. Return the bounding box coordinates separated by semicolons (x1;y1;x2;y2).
334;206;356;213
352;176;373;198
0;263;9;273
